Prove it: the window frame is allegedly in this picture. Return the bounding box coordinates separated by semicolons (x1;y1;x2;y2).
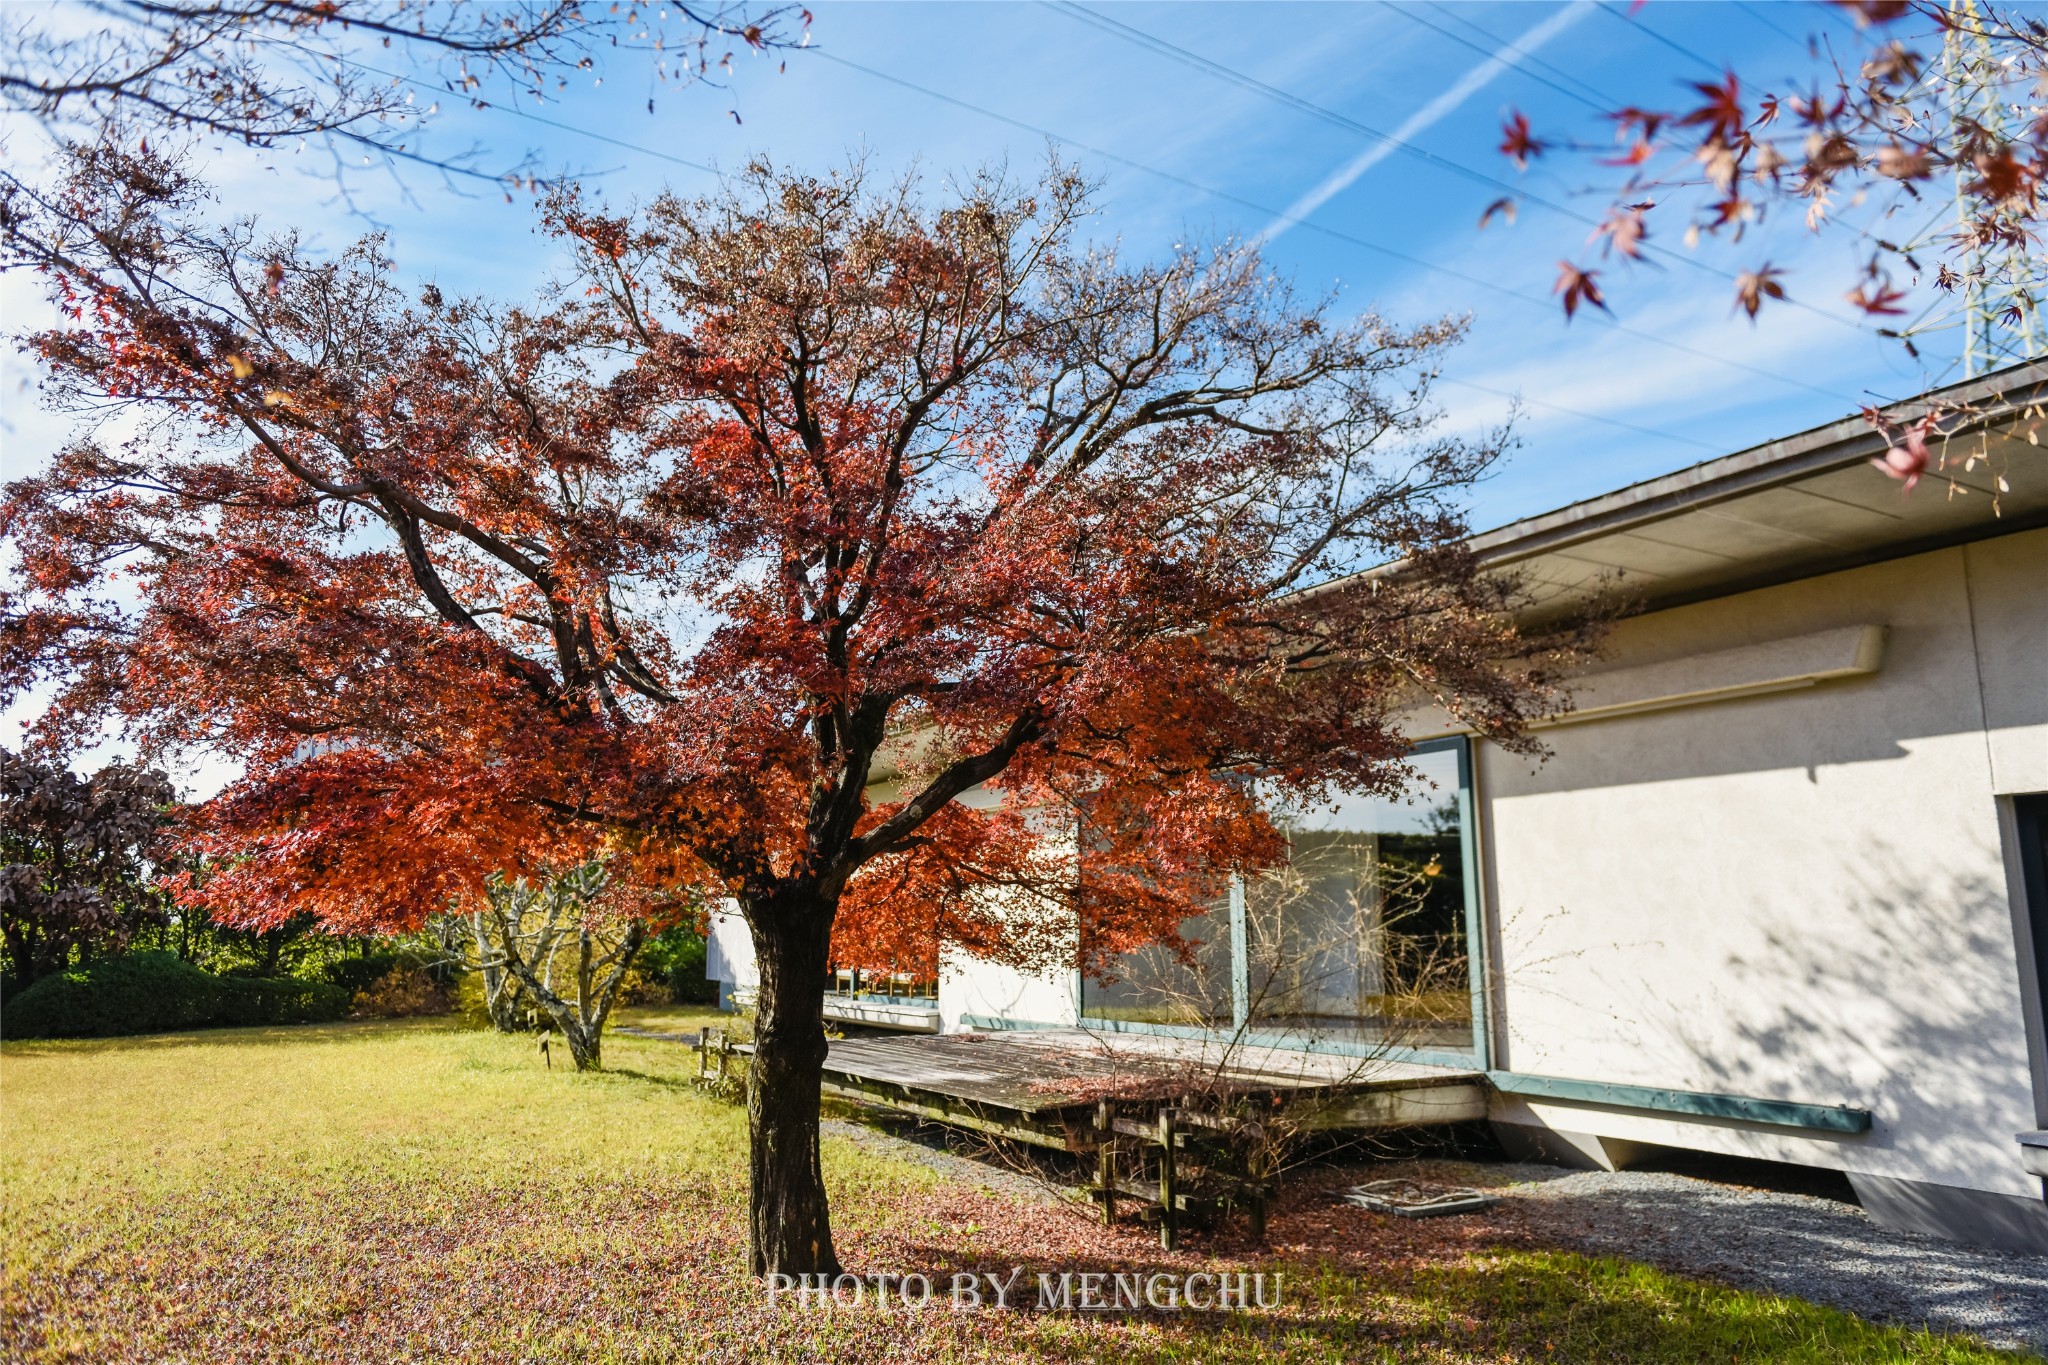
1075;734;1490;1071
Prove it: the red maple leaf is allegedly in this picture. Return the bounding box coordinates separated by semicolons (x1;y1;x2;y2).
1608;106;1668;141
1679;74;1746;145
1733;263;1786;319
1965;149;2033;205
1869;414;1936;491
1554;261;1609;319
1845;279;1909;315
1843;1;1911;22
1500;111;1546;169
1591;207;1649;258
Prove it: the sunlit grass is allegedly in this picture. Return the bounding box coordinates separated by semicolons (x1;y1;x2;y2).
1027;1254;2029;1363
1;1015;923;1239
0;1019;2025;1363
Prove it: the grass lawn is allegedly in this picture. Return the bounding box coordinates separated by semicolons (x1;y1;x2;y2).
0;1015;2026;1364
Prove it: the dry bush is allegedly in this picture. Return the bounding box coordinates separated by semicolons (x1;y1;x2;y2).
349;965;451;1019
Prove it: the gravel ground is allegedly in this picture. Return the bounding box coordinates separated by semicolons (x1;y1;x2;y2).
1483;1162;2048;1356
823;1114;1068;1206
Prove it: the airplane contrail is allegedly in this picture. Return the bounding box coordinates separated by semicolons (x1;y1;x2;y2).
1255;0;1597;248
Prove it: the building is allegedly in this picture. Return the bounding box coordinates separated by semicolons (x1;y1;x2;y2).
709;361;2048;1252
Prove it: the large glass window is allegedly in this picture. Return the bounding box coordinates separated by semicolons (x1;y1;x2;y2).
1246;744;1472;1051
1078;896;1234;1027
1080;742;1476;1054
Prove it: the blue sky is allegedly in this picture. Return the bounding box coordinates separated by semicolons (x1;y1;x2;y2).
4;1;1950;532
0;0;1971;787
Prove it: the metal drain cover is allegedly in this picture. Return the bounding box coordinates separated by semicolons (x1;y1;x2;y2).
1343;1179;1500;1217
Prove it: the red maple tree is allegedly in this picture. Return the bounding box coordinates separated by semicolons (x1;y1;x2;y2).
1;144;1575;1275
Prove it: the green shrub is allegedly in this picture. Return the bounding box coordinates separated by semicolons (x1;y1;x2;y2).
1;951;348;1039
214;972;351;1027
639;925;717;1005
318;951;410;997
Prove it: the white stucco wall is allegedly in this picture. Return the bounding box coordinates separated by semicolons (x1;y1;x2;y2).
938;949;1079;1033
932;782;1082;1032
705;904;757;1010
1482;529;2048;1198
853;778;1081;1033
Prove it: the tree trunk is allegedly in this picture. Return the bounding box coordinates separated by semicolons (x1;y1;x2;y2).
563;1020;602;1070
4;921;40;985
745;893;840;1279
474;913;524;1032
484;907;641;1071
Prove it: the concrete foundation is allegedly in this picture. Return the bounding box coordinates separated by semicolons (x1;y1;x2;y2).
1847;1171;2048;1255
1492;1120;1652;1173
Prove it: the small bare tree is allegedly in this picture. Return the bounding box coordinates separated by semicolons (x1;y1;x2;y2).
439;861;646;1070
942;827;1478;1245
1241;804;1473;1056
453;905;532;1034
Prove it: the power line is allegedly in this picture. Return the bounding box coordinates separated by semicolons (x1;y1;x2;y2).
470;97;719;178
343;56;720;179
810;47;1876;410
1389;2;1612;111
1596;1;1724;77
378;52;1735;452
361;40;1884;419
1437;376;1723;451
1042;1;1872;340
1045;1;1587;220
1735;2;1811;50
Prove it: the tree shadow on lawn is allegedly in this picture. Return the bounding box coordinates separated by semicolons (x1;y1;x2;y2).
1;1029;2020;1363
993;1249;2026;1364
593;1065;701;1094
2;1147;2019;1364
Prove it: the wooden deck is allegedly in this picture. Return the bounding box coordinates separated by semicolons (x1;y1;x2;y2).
818;1027;1486;1149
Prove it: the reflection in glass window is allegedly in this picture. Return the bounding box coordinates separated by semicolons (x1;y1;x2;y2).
1247;746;1471;1050
1080;744;1475;1052
1079;897;1233;1027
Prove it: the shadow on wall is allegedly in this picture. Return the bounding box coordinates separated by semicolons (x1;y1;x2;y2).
1503;844;2028;1178
1504;843;2048;1248
1663;849;2029;1182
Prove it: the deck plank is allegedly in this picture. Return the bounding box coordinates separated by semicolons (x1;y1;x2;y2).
821;1028;1481;1116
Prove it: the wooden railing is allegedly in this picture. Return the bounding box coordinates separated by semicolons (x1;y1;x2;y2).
1086;1102;1272;1250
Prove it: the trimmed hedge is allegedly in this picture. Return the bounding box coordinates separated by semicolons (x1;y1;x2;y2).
1;952;349;1039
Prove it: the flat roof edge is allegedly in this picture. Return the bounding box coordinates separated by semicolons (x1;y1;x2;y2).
1466;359;2048;568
